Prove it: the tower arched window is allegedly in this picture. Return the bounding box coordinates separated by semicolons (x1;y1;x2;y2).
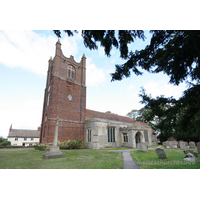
68;65;75;80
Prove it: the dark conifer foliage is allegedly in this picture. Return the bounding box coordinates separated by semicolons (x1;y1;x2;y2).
54;30;200;142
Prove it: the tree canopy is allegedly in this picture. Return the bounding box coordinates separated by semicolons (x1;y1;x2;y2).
54;30;200;142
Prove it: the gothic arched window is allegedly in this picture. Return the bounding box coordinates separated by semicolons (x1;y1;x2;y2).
68;65;75;79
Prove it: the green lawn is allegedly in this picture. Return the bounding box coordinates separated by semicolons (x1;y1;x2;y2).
130;149;200;169
0;148;123;169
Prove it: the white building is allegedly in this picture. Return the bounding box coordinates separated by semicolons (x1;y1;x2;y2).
7;124;40;146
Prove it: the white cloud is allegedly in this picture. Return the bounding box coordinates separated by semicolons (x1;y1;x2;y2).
143;80;186;99
0;30;80;75
86;63;106;87
127;84;136;91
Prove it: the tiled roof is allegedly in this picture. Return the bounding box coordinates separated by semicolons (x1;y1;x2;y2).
8;129;40;138
86;109;134;124
133;121;149;126
133;121;156;134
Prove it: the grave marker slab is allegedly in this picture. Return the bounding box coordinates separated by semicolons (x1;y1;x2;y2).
189;141;196;149
197;142;200;155
179;141;186;149
155;148;168;159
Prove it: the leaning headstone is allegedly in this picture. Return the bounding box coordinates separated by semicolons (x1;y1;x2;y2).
155;148;168;159
179;141;186;149
183;153;196;162
189;141;196;149
173;144;177;149
43;117;66;159
197;142;200;155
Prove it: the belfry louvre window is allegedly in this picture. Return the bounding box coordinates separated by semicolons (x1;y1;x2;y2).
68;65;75;79
107;127;115;142
144;131;148;142
88;129;91;142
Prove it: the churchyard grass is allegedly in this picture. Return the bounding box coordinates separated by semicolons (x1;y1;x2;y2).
101;147;136;150
0;148;123;169
130;149;200;169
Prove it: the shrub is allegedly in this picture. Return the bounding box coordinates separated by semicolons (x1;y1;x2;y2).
33;144;47;150
58;139;85;149
0;141;11;146
68;139;83;149
57;141;70;149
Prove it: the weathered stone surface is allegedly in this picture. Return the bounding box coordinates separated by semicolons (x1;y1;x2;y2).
155;148;168;159
173;144;177;149
184;141;188;146
189;141;196;149
184;150;198;157
179;141;186;149
42;117;66;159
43;152;66;159
137;142;148;151
183;152;196;162
166;146;170;148
197;142;200;155
162;142;167;148
168;141;173;147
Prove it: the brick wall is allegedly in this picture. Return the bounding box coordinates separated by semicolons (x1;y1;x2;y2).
40;40;86;144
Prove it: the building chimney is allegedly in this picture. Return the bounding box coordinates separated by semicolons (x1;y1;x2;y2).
9;124;12;133
38;126;41;132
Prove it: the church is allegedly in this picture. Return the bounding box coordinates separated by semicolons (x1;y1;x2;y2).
39;40;157;149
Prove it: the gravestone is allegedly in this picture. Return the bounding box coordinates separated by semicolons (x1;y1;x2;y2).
43;117;66;159
155;148;168;159
162;142;167;148
184;141;188;146
166;146;170;148
137;142;148;151
168;141;173;147
197;142;200;155
137;143;141;150
173;144;177;149
179;141;186;149
141;142;148;151
189;141;196;149
183;150;198;157
183;153;196;162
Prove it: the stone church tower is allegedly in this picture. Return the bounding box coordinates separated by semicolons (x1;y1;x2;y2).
40;39;86;144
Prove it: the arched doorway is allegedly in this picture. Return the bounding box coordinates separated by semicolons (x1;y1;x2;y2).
135;132;141;144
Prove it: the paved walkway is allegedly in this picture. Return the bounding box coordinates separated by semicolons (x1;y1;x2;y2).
108;149;140;169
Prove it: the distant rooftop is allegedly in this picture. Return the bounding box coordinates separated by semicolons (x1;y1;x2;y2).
86;109;134;124
8;129;40;138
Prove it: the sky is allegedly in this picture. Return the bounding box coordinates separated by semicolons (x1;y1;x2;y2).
0;30;188;138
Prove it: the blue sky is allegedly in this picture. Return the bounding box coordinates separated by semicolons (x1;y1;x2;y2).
0;30;187;138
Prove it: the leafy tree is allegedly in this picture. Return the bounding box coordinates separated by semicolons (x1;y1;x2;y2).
105;111;118;115
0;137;6;143
0;140;11;146
54;30;200;142
126;109;138;121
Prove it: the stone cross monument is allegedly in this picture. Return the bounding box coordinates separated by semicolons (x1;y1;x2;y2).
43;117;66;159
